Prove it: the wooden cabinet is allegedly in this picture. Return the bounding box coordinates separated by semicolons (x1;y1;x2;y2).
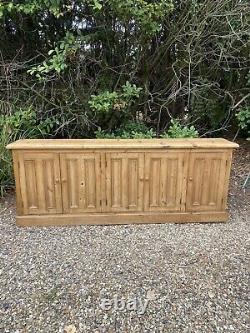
7;138;238;226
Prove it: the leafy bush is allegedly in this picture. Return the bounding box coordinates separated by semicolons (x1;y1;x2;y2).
89;82;142;115
89;82;143;130
95;121;156;139
161;119;199;138
0;108;57;196
236;107;250;136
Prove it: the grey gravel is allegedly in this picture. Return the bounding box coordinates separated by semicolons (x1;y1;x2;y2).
0;206;249;333
0;144;249;333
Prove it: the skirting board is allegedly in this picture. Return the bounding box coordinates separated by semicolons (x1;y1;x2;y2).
16;212;229;227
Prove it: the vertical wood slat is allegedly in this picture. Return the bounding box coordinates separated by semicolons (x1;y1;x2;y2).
60;153;101;213
186;151;228;212
144;152;187;212
12;151;23;215
17;152;62;215
105;152;144;212
221;151;233;210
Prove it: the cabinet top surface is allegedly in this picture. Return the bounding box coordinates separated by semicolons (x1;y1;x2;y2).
7;138;239;150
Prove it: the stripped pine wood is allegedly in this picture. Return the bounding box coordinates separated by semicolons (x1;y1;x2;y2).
186;151;229;212
6;139;238;226
60;152;101;213
144;151;186;212
105;152;144;212
17;152;62;215
16;212;229;226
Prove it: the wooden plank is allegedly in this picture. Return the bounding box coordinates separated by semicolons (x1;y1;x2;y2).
17;152;62;215
186;151;230;212
105;152;144;212
16;212;229;226
144;151;187;212
12;151;23;215
6;138;239;150
60;152;102;213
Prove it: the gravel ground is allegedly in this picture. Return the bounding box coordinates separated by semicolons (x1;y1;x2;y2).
0;143;249;333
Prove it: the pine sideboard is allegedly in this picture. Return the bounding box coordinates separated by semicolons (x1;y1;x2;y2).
7;138;238;226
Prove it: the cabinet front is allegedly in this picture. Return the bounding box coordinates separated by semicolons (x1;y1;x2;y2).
186;151;229;212
105;153;144;212
60;153;102;213
18;152;62;215
144;152;187;212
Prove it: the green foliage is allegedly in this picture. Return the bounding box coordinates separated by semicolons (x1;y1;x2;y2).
89;91;119;113
88;82;142;128
161;119;199;138
192;86;230;131
95;121;156;138
0;0;250;195
96;119;199;139
0;108;58;196
110;0;174;35
28;32;79;80
0;1;63;17
89;82;142;114
236;107;250;136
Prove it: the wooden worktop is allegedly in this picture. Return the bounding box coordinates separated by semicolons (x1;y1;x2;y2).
6;138;239;150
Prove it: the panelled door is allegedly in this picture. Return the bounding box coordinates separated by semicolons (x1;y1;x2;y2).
18;152;62;215
186;151;229;212
105;153;144;212
144;151;187;212
60;153;102;213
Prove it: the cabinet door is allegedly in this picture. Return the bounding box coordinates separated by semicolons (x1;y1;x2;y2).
144;152;187;212
186;151;228;212
18;152;62;215
60;153;102;213
105;153;144;212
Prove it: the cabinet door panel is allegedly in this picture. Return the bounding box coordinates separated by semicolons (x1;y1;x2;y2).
105;153;144;212
60;153;101;213
144;152;187;212
186;152;228;212
19;152;62;215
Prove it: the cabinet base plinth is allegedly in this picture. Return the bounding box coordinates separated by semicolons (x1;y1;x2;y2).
16;212;228;226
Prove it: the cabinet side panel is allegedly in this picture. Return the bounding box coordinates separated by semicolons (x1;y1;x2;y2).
12;151;23;215
221;150;233;210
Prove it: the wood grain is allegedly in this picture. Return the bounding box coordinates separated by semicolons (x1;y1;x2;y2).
16;212;229;226
8;139;237;226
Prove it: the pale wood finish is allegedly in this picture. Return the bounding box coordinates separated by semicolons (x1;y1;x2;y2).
16;212;229;226
17;152;62;215
105;152;144;212
144;151;187;212
186;151;229;212
7;139;238;226
7;138;239;150
60;153;102;213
